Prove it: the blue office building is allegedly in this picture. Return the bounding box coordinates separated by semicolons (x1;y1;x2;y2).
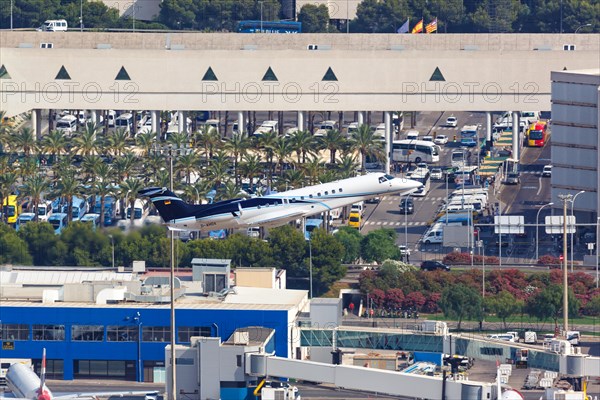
0;264;308;382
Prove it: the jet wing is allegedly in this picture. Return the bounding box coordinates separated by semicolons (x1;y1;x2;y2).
54;390;159;399
240;209;308;227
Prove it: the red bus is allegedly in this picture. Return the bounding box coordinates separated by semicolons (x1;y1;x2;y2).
527;121;547;147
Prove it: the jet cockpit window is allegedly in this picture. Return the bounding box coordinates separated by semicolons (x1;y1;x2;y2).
378;176;386;183
385;174;395;180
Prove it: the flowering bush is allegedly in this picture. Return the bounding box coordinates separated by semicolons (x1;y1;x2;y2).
537;254;561;267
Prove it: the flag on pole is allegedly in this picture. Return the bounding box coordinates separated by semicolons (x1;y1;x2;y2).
411;19;423;34
397;18;410;33
425;18;438;33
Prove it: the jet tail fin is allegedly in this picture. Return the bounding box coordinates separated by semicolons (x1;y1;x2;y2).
39;348;46;394
139;187;203;223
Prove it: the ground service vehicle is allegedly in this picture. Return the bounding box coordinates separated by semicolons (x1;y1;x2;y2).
62;196;88;221
2;195;19;225
348;212;361;229
48;212;68;234
392;140;441;164
526;121;548;147
304;218;323;240
37;19;68;31
37;200;53;222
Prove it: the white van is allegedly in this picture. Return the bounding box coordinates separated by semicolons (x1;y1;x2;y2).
56;115;78;135
351;202;365;217
115;113;133;133
253;120;278;136
37;200;53;222
106;110;117;127
37;19;68;32
406;130;419;140
314;120;337;137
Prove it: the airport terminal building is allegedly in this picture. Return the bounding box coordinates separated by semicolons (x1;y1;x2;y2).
0;263;308;382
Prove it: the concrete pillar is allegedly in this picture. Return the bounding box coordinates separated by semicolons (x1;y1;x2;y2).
384;111;391;175
512;111;520;163
486;112;492;142
178;111;185;133
152;110;160;140
32;109;42;141
297;111;305;131
237;111;244;135
357;112;364;126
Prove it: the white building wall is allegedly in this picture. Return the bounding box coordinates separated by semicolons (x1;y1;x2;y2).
550;70;600;219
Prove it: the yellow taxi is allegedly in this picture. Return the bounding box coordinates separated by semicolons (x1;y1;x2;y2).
348;211;361;229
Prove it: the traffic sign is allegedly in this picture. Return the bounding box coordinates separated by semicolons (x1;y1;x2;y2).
544;216;575;234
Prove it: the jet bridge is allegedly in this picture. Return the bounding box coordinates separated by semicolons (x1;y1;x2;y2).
246;354;495;400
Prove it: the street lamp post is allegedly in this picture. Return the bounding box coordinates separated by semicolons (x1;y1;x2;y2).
570;191;585;272
558;194;572;334
10;0;13;30
575;23;592;33
133;312;142;382
536;202;554;261
80;0;83;32
308;237;313;299
132;0;135;32
404;193;412;251
259;1;264;33
108;234;115;269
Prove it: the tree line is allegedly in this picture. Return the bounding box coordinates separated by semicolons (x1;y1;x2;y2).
0;222;407;297
359;264;600;328
1;0;597;34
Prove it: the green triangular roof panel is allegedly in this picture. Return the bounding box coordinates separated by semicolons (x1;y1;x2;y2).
55;65;71;80
262;67;278;81
202;66;218;81
0;65;10;79
322;67;338;81
429;67;445;81
115;66;131;80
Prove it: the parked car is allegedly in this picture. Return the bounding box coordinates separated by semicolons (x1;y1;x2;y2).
398;245;411;258
399;198;414;214
445;116;458;127
420;260;450;271
422;135;433;142
542;165;552;177
434;134;448;145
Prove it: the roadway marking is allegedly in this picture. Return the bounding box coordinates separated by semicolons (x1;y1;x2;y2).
522;186;538;189
536;176;543;196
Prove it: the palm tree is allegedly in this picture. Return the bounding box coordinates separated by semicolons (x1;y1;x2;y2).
205;151;231;190
273;137;292;177
0;172;17;223
257;131;278;185
182;180;210;204
336;154;359;179
283;169;305;190
91;163;114;228
119;178;144;226
42;130;68;163
302;156;324;185
11;127;37;157
319;129;346;165
289;130;316;164
196;127;222;163
107;128;129;157
22;174;50;221
176;152;200;184
53;173;82;223
239;153;262;191
136;132;156;157
217;181;245;202
167;131;190;150
349;124;384;172
81;155;103;185
224;133;250;184
73;123;101;156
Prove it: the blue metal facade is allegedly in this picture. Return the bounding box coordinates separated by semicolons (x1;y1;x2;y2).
0;305;290;381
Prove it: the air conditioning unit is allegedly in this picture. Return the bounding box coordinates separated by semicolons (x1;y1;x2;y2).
233;331;249;345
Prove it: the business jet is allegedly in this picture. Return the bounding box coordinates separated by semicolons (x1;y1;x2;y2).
139;172;423;231
1;349;157;400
